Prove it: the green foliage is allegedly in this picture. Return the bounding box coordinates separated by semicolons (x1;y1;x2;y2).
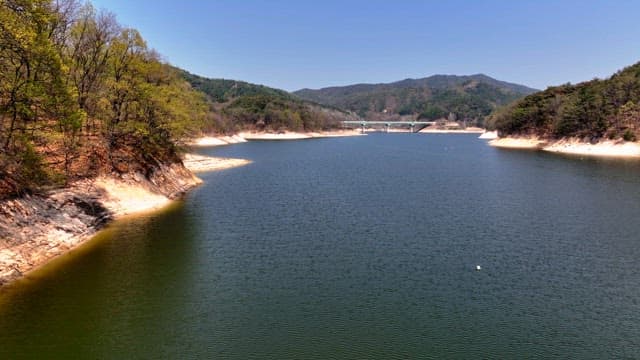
489;62;640;140
17;139;49;185
293;75;536;126
178;69;292;103
418;104;447;120
0;0;209;195
180;71;360;133
623;129;636;142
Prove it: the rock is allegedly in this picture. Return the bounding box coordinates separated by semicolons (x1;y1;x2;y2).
0;161;202;288
0;268;22;284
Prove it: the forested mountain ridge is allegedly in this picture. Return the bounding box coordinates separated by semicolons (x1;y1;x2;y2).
293;74;537;125
0;0;208;198
0;0;363;199
177;69;361;133
487;62;640;140
178;69;292;103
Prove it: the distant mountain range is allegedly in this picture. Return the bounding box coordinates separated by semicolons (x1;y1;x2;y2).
176;69;360;133
177;68;538;131
293;74;538;125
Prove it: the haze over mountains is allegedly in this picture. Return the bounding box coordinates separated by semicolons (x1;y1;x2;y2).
294;74;538;125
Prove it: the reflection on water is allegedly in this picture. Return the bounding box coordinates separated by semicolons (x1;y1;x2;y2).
2;134;640;359
0;201;199;358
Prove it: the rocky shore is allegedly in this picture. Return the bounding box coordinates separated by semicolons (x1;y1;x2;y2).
187;129;364;146
182;154;252;173
0;155;249;287
489;136;640;157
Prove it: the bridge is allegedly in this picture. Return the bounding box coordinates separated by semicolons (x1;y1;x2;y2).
341;121;436;133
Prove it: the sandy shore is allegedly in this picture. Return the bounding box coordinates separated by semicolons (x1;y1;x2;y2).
188;135;247;147
94;176;174;216
543;138;640;157
182;153;252;172
490;136;640;157
239;129;364;140
190;128;491;143
187;129;364;145
489;137;547;149
0;154;250;287
419;127;486;134
478;131;498;139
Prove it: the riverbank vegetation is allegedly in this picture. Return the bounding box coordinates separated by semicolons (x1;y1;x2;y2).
179;69;360;134
293;74;537;126
0;0;363;199
487;62;640;140
0;0;209;198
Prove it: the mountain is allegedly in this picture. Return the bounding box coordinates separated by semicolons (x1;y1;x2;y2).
293;74;538;125
487;61;640;140
179;69;292;103
0;3;210;198
177;69;360;133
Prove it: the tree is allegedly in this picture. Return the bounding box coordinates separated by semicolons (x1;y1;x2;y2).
492;61;640;140
1;0;211;195
65;3;117;129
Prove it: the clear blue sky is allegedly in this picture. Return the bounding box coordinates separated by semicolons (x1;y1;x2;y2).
91;0;640;91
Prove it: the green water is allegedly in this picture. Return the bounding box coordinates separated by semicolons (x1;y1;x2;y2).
2;134;640;359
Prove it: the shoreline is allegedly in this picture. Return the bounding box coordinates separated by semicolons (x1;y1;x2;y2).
489;136;640;158
182;153;252;173
240;129;365;140
188;129;364;146
0;154;250;288
478;130;498;139
419;127;486;134
188;128;490;145
187;134;248;147
12;133;637;288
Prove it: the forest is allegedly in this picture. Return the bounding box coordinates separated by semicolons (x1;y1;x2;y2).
293;74;537;126
6;0;639;200
179;69;360;134
0;0;358;198
0;0;209;197
487;62;640;140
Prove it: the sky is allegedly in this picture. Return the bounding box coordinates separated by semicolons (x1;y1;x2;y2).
90;0;640;92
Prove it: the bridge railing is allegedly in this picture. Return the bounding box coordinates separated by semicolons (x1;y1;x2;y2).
341;121;436;133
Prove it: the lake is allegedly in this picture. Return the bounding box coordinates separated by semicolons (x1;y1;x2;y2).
1;133;640;359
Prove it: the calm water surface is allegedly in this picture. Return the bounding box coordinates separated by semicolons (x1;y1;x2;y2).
2;134;640;359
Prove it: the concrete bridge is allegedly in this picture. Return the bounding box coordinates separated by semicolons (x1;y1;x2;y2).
341;121;436;133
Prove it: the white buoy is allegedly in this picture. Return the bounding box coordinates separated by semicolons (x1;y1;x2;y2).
476;265;482;271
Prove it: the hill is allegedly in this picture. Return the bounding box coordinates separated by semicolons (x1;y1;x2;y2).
0;1;209;198
293;74;537;125
179;70;292;102
487;61;640;140
177;70;361;133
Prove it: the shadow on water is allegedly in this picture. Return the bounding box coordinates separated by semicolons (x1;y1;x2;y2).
3;134;640;358
0;200;200;359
